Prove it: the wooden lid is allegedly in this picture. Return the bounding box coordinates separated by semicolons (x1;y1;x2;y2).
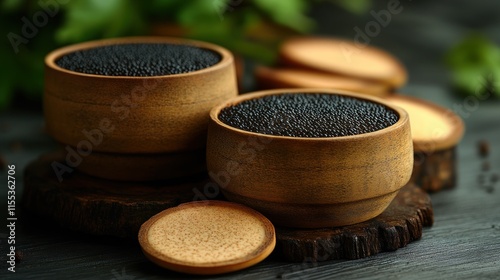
385;95;464;152
138;201;276;275
255;66;390;97
279;37;407;88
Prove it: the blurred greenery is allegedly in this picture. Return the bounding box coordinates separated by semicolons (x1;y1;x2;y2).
0;0;372;110
446;34;500;99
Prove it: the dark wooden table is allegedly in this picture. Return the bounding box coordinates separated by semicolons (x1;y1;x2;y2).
1;1;500;279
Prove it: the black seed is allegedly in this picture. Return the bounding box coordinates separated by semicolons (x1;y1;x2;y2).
55;43;221;76
478;140;490;157
218;93;399;137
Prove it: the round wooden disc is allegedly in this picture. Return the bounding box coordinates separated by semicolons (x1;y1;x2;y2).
279;37;407;88
138;201;276;275
22;153;209;238
255;66;390;97
385;95;464;152
275;184;433;261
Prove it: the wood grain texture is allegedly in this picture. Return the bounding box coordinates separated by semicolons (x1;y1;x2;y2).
384;94;465;152
44;37;238;154
275;184;433;262
22;153;208;238
411;147;457;192
207;89;414;228
279;37;407;88
384;95;464;192
74;148;207;182
2;1;500;279
43;37;237;181
254;66;390;96
139;201;276;275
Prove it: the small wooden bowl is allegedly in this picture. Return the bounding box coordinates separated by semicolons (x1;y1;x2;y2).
207;89;414;228
44;37;238;180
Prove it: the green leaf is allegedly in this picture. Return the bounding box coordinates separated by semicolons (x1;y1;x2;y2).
333;0;372;15
446;34;500;98
252;0;313;33
1;0;25;12
56;0;145;44
176;0;222;26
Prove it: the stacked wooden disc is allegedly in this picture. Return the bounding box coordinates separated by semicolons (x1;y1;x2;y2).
255;37;407;96
255;36;464;191
385;95;464;192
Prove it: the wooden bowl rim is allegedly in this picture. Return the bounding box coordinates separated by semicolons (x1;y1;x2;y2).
45;36;233;79
385;94;465;151
138;200;276;275
210;88;410;142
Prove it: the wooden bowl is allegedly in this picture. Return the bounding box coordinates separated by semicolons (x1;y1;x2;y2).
44;37;237;181
207;89;413;228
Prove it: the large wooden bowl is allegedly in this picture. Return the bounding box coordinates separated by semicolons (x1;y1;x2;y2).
207;89;413;228
44;37;237;181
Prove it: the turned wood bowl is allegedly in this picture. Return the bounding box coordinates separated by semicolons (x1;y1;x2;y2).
44;37;237;181
206;89;413;228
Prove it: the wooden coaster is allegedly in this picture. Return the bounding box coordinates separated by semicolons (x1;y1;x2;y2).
279;37;407;88
139;201;276;275
385;95;465;192
22;153;209;238
275;184;433;262
254;66;390;97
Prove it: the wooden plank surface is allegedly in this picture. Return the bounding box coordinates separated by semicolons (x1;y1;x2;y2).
1;0;500;279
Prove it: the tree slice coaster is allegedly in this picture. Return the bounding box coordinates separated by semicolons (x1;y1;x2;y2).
139;201;276;275
22;153;208;238
254;66;390;97
412;147;456;192
279;37;407;88
385;95;464;192
275;184;433;262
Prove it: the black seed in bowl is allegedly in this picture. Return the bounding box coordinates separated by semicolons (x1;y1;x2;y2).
218;93;399;137
55;43;221;76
